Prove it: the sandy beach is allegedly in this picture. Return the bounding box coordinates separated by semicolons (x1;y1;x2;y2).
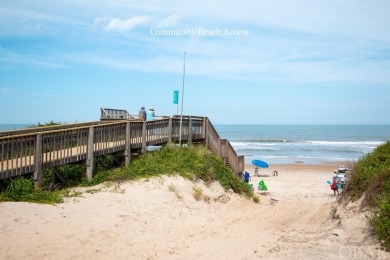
1;164;388;259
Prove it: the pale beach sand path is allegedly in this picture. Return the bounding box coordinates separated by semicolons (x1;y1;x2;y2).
0;164;389;259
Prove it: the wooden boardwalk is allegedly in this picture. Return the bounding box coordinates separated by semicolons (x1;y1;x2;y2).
0;116;244;186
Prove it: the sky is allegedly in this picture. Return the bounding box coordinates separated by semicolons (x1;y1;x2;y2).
0;0;389;125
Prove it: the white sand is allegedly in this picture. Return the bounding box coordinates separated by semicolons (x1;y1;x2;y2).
1;164;389;259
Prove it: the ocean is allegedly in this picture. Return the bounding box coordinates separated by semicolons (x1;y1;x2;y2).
215;125;390;165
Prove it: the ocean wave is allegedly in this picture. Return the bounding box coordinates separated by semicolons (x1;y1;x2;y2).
231;139;292;143
232;140;384;148
306;141;385;148
230;142;279;148
244;154;353;165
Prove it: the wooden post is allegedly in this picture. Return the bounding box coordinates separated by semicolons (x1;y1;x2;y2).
125;122;131;165
201;117;207;139
218;139;222;157
33;133;42;188
188;116;192;145
86;126;94;180
238;155;245;174
141;121;147;153
221;139;227;159
168;118;172;143
205;118;209;147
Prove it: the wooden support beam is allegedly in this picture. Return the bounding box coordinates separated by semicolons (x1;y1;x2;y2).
220;139;227;158
33;133;42;188
51;167;67;185
188;116;192;145
205;118;209;147
238;155;245;174
202;117;206;139
168;118;172;143
141;121;147;153
86;126;94;180
125;122;131;165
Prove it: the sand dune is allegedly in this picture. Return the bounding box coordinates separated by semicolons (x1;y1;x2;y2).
1;164;388;259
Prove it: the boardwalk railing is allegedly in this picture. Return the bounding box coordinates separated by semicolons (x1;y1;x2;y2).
0;116;244;186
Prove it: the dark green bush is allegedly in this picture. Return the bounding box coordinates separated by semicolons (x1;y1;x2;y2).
4;177;34;201
0;177;63;204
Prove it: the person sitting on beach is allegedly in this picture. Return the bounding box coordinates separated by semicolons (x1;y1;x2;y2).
244;171;251;183
272;170;278;176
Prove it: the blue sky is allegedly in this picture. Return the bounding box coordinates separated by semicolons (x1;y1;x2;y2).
0;0;389;125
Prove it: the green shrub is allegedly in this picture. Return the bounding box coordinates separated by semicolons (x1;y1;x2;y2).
97;155;113;170
59;165;86;186
27;120;63;128
0;177;63;204
342;141;390;251
4;177;34;201
371;197;390;250
102;144;254;199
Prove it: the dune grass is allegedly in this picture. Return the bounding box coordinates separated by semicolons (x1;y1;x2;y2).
341;141;390;251
0;143;255;203
86;143;254;198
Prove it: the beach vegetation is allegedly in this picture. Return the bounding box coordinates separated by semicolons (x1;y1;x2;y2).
0;144;255;204
168;183;182;199
193;186;203;201
27;120;63;128
112;144;254;199
83;144;254;199
85;188;102;194
341;141;390;251
60;189;83;198
168;183;177;193
0;177;63;204
253;195;260;204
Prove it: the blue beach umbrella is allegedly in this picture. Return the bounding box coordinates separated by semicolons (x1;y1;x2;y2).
252;159;269;168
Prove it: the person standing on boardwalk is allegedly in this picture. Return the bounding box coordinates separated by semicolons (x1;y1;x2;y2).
146;107;155;121
138;106;146;120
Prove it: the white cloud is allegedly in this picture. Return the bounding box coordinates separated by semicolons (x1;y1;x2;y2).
0;46;67;68
96;16;151;32
158;15;181;28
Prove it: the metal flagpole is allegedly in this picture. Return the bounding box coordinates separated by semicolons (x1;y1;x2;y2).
179;52;186;146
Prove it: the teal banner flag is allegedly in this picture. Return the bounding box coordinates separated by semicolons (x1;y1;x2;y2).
173;90;179;104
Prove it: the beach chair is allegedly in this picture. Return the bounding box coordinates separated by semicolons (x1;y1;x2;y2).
258;180;268;191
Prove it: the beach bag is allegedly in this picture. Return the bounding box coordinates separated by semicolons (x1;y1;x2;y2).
330;182;337;190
